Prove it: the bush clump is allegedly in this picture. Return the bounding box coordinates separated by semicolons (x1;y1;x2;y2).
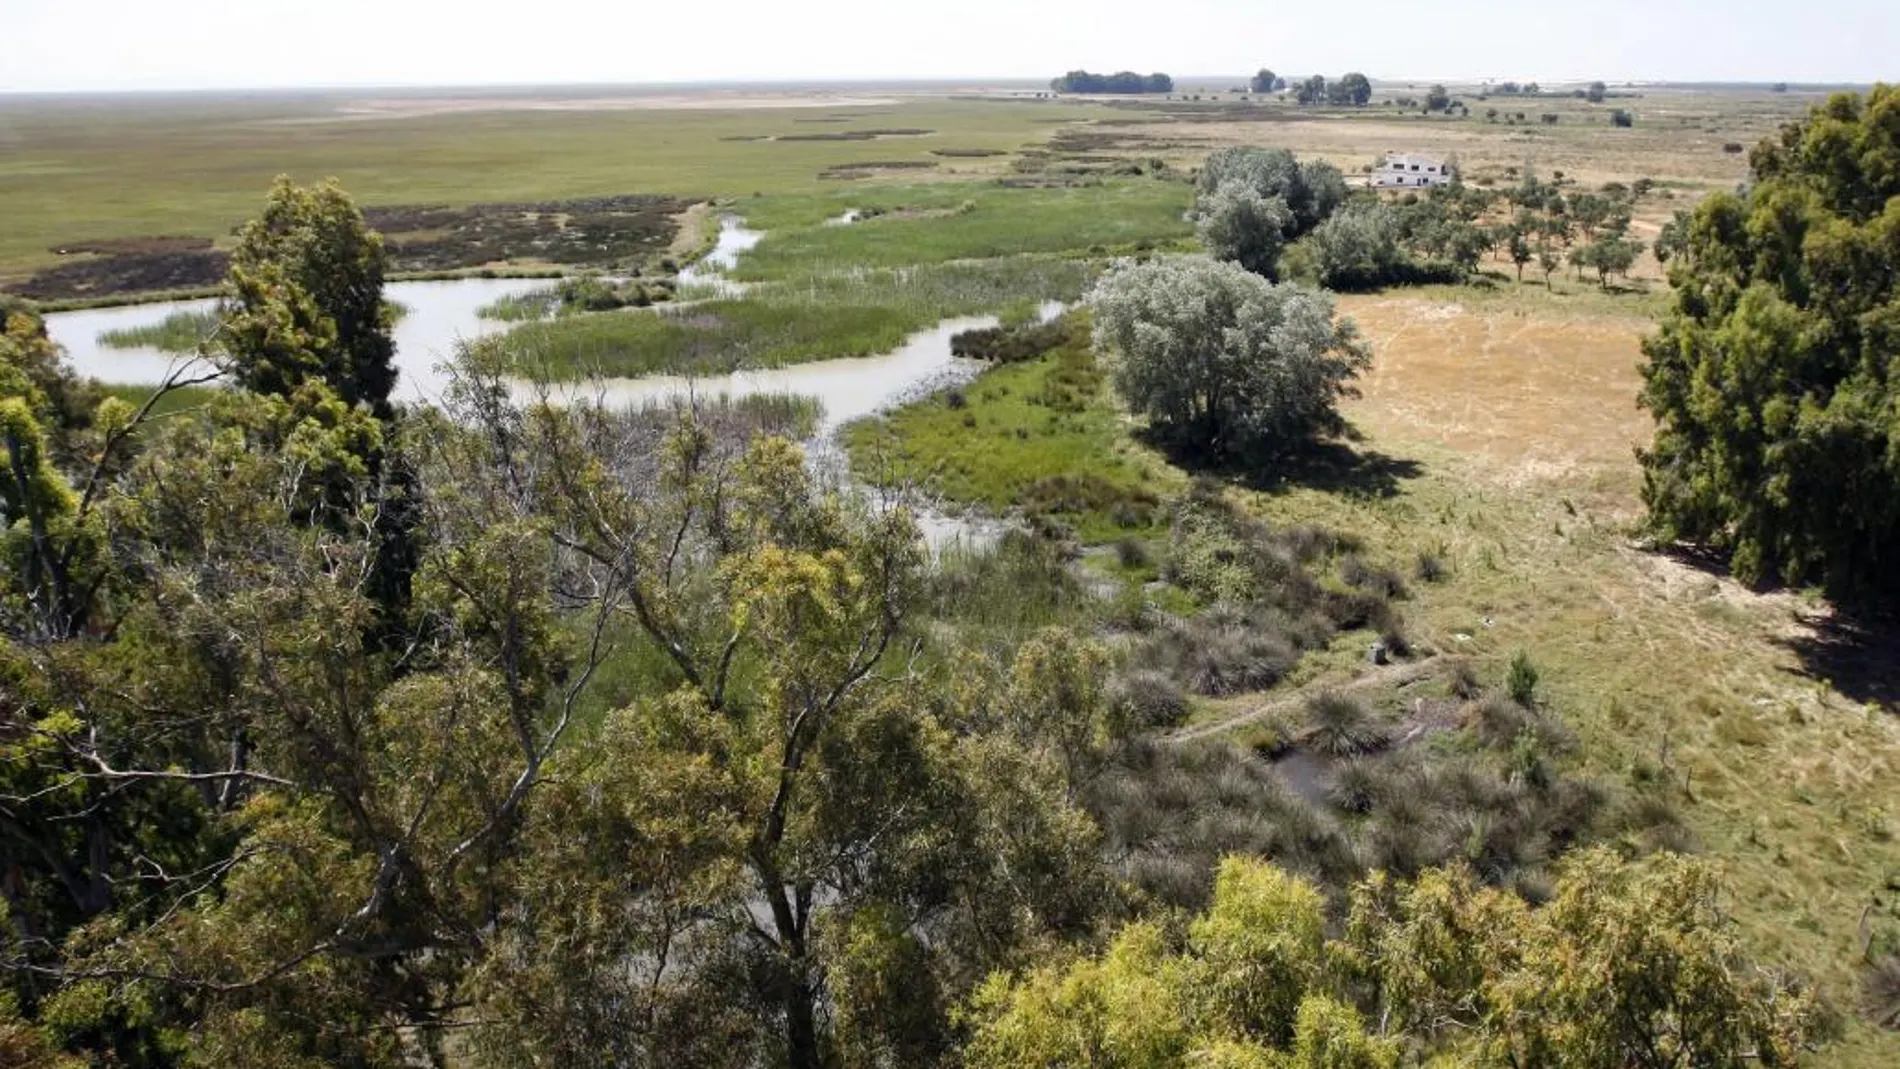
950;318;1070;363
1303;692;1392;756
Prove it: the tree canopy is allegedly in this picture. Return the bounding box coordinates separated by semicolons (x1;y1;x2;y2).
1089;257;1369;458
1638;85;1900;599
222;177;398;414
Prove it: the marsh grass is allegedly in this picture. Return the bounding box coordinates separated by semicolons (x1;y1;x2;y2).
97;309;219;353
502;257;1094;378
731;180;1193;278
98;300;411;352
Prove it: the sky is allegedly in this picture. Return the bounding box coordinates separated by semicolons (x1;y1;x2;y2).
6;0;1894;93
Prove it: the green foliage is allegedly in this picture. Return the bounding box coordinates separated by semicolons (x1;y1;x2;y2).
1639;85;1900;599
504;256;1093;377
1052;71;1174;94
222;177;396;413
1197;183;1295;278
1507;650;1541;707
1197;148;1348;241
96;309;221;354
1251;70;1280;95
969;849;1811;1067
1090;257;1370;458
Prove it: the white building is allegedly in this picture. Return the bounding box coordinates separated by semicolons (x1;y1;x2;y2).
1369;153;1453;189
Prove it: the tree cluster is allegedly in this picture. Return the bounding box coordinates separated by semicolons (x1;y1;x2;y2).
1249;69;1287;94
1051;70;1173;94
1193;147;1349;279
1293;73;1373;107
1640;85;1900;601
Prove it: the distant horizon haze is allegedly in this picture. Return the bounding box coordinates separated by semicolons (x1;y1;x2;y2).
7;0;1895;94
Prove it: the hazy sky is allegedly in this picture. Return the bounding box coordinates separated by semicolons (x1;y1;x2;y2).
7;0;1893;93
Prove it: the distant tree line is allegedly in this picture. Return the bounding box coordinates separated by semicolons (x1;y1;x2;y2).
1291;72;1374;106
1051;70;1173;94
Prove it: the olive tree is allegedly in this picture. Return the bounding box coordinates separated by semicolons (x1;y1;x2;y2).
1307;202;1406;290
1089;257;1369;458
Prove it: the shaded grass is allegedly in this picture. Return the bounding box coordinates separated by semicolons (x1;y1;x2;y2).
501;257;1094;378
845;314;1178;543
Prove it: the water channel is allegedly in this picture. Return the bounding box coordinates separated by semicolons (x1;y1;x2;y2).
41;217;1022;547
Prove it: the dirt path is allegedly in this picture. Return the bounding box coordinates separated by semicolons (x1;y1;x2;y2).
1164;655;1447;744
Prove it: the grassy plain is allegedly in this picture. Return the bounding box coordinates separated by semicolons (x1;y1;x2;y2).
0;93;1095;284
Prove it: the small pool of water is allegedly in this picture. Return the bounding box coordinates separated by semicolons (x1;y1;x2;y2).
43;276;551;404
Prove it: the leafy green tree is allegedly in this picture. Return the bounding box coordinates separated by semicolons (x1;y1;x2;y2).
1306;203;1406;290
1198;148;1347;239
1297;75;1328;106
1426;84;1452;112
1196;184;1294;278
1639;86;1900;597
1251;69;1278;94
1331;73;1373;107
1586;80;1608;103
1089;258;1369;458
1508;224;1535;282
222;177;397;414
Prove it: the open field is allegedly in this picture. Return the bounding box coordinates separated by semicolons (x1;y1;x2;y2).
0;93;1097;287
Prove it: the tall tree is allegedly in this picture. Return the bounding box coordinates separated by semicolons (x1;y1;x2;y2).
1250;69;1278;94
1639;86;1900;599
223;177;398;414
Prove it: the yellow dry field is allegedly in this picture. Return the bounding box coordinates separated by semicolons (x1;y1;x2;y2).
1243;290;1900;1065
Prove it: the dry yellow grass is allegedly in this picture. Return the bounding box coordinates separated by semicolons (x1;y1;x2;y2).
1232;286;1900;1065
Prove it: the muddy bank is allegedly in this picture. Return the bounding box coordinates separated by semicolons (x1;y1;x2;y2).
10;193;697;303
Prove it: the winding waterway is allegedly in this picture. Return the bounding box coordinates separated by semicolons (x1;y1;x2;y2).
41;217;1025;547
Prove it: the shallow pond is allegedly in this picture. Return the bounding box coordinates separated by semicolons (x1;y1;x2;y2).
43;277;551;403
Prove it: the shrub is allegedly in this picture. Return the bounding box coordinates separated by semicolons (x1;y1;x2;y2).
1415;549;1447;582
1610;109;1634;128
1863;955;1900;1031
1340;555;1408;600
1115;535;1153;569
1723;142;1746;154
1303;692;1391;756
1506;650;1540;707
1112;670;1192;732
1447;660;1483;700
950;319;1070;363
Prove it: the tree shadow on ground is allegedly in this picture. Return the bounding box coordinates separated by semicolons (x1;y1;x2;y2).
1775;607;1900;715
1655;542;1900;715
1141;432;1424;500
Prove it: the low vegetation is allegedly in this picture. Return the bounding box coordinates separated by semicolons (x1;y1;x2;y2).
502;256;1093;377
